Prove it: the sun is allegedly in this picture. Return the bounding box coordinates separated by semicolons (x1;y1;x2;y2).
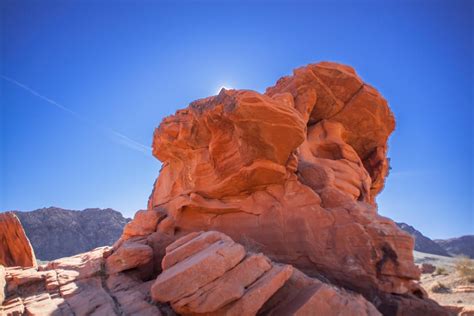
216;85;231;94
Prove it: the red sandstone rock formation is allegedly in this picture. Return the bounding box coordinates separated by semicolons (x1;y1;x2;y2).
0;212;37;268
151;231;381;316
144;63;418;297
0;62;451;316
1;247;166;315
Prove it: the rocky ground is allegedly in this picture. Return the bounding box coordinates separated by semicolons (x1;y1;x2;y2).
415;251;474;315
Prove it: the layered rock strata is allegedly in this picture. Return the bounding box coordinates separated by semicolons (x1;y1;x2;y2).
151;231;382;316
141;62;433;311
0;247;166;315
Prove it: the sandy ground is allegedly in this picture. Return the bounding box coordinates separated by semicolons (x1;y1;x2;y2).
414;251;474;314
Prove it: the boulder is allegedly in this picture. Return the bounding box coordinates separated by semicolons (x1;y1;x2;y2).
419;263;436;274
151;231;246;302
142;62;423;304
172;253;273;314
0;212;37;268
106;241;153;274
122;209;165;239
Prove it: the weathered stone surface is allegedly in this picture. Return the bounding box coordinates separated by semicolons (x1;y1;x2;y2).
140;61;447;315
122;209;165;239
106;241;153;274
106;275;164;316
262;269;382;316
153;231;381;316
162;230;233;270
0;247;167;316
172;253;272;314
378;292;452;316
141;62;421;303
218;264;294;316
45;247;108;285
151;231;246;303
0;212;37;268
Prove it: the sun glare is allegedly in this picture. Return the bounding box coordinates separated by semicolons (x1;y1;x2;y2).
216;85;231;94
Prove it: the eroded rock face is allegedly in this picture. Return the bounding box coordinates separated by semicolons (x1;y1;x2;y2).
151;231;380;316
0;212;37;268
0;247;166;316
261;269;382;316
143;62;422;301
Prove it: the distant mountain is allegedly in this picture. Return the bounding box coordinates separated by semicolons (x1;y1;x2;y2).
396;222;451;257
435;236;474;259
14;207;131;261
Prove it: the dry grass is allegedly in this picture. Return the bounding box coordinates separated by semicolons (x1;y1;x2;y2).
435;266;449;275
455;256;474;283
417;251;474;310
431;281;450;293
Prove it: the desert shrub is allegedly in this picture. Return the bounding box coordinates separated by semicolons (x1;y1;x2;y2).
455;256;474;282
431;282;450;293
435;266;448;275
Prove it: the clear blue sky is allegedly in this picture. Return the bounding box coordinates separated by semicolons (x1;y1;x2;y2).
1;0;472;239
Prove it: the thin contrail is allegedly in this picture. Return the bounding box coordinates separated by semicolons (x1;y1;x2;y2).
1;75;151;155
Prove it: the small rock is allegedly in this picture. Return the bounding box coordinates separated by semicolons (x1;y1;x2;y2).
106;242;153;274
419;263;436;274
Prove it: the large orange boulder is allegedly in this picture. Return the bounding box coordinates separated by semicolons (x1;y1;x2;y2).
145;63;414;295
0;212;37;268
139;62;447;315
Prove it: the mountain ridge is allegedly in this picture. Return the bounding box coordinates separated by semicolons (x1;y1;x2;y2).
434;235;474;259
397;222;473;259
12;207;130;260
